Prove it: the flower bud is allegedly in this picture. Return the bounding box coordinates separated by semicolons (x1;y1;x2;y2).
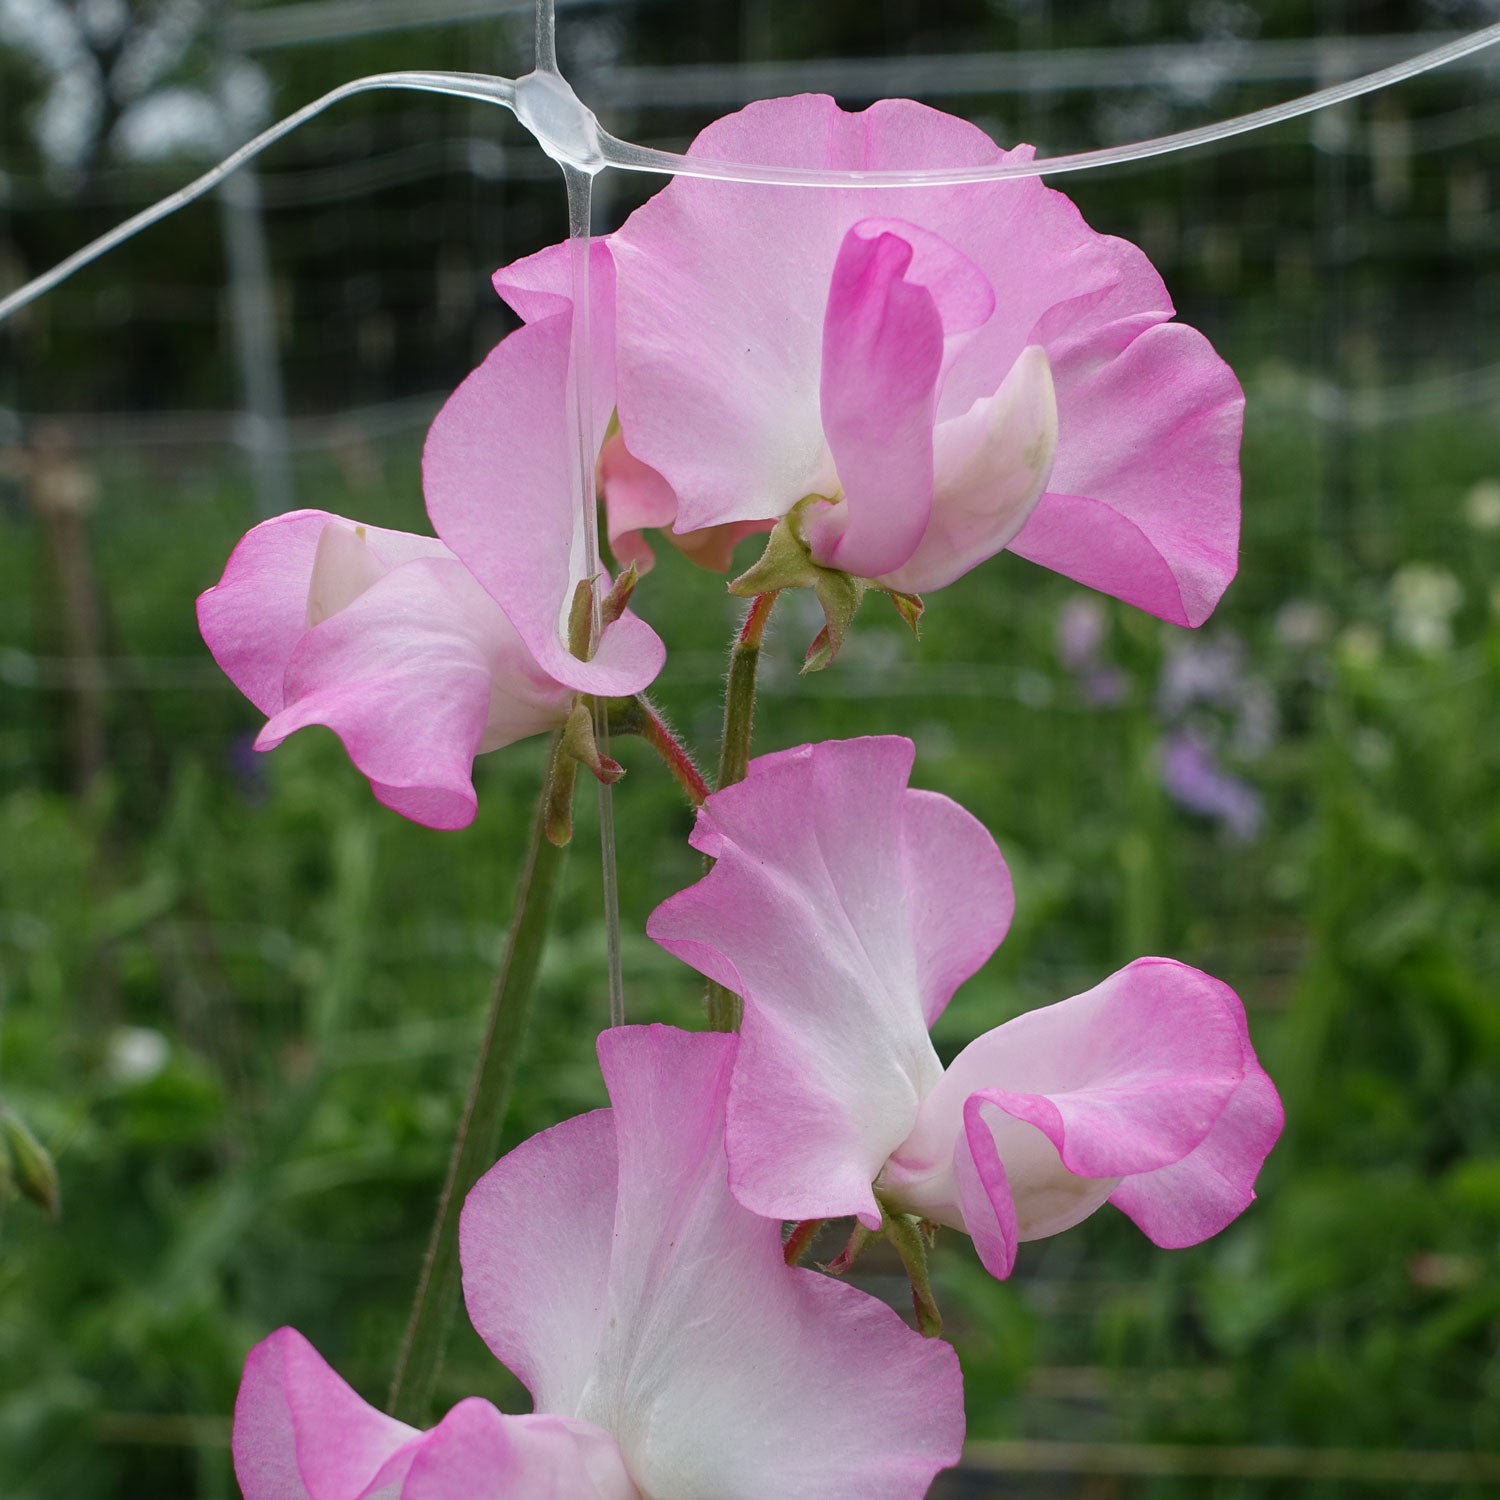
2;1106;59;1219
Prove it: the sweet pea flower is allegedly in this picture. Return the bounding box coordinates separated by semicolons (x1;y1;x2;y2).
422;241;666;694
605;94;1242;624
647;737;1282;1281
198;509;572;829
233;1026;964;1499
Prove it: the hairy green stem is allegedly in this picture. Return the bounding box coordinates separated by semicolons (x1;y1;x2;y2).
387;762;567;1423
706;592;778;1031
716;591;777;792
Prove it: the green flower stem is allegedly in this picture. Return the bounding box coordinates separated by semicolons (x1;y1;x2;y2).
387;759;567;1424
878;1197;944;1338
717;592;777;792
706;592;778;1032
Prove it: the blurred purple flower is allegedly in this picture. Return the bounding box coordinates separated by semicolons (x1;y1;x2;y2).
1154;631;1275;841
1055;596;1130;706
1157;631;1249;718
227;731;267;805
1159;727;1264;843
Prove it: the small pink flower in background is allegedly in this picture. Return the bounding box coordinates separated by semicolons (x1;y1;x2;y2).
197;510;572;830
648;737;1281;1281
605;94;1243;623
233;1025;964;1499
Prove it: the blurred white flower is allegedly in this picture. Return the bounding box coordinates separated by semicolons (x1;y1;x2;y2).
113;85;223;161
1464;479;1500;534
1273;598;1335;649
1390;564;1464;654
1337;622;1384;668
106;1025;170;1086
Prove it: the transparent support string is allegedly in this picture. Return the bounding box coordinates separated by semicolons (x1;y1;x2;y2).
3;22;1500;324
561;161;626;1030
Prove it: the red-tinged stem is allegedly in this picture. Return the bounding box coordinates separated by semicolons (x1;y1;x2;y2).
632;697;710;807
782;1218;825;1267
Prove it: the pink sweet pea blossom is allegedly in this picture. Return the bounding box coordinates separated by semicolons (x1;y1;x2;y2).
233;1025;964;1499
197;509;572;830
605;94;1242;623
648;737;1282;1280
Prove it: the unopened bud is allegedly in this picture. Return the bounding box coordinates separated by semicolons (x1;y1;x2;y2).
567;577;596;661
561;701;625;787
2;1107;60;1219
600;563;640;630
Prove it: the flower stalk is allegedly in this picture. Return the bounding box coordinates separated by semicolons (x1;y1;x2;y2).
782;1217;825;1267
387;756;567;1424
706;591;778;1031
718;590;777;792
613;695;710;807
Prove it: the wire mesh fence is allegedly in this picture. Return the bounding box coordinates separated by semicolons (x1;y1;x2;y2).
2;3;1499;1497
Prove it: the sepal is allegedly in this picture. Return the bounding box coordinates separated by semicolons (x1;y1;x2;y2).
729;498;868;672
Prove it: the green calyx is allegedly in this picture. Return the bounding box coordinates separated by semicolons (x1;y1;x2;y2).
823;1192;944;1338
544;700;625;846
729;497;866;673
729;497;925;670
567;565;641;663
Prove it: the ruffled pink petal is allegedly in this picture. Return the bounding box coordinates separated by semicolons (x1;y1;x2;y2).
611;96;1171;538
1109;1013;1283;1248
585;1025;965;1500
647;737;1011;1225
889;958;1251;1256
497;239;689;578
423;311;666;698
401;1403;636;1500
232;1329;635;1500
804;221;983;577
952;1095;1020;1281
196;511;448;717
492;238;619;434
461;1107;618;1417
233;1327;417;1500
1009;320;1243;626
666;517;771;573
256;554;569;831
880;344;1058;594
